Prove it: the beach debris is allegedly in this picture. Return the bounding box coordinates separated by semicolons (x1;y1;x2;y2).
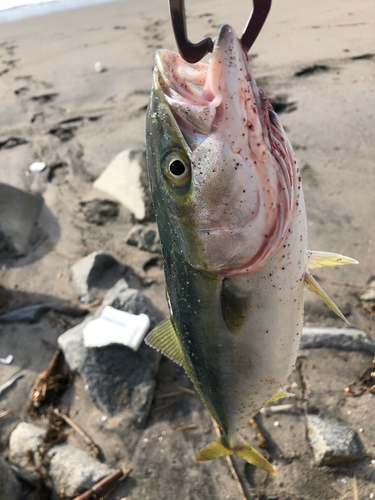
360;279;375;302
29;348;71;412
0;354;13;364
126;225;161;254
0;372;24;397
79;199;119;225
94;61;105;73
0;304;51;324
176;424;197;431
58;279;160;425
29;161;46;173
344;358;375;397
83;305;150;351
306;415;365;465
9;422;114;496
0;455;22;500
0;410;12;419
74;468;130;500
93;149;154;221
53;408;100;459
70;251;125;303
0;183;43;257
301;327;375;355
259;403;296;415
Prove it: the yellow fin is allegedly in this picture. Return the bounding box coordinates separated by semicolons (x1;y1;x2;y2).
267;389;294;404
145;316;187;369
196;437;275;475
307;250;358;270
304;271;349;324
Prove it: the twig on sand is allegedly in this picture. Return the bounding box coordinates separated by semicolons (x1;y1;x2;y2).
0;372;24;397
211;419;247;500
249;418;268;449
178;386;196;396
176;424;196;431
260;404;295;415
73;467;131;500
53;408;100;459
156;390;184;399
150;402;175;414
0;409;12;418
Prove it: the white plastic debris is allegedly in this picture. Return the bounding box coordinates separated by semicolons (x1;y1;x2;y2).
0;355;13;365
274;421;280;427
94;61;105;73
29;162;46;173
83;306;150;351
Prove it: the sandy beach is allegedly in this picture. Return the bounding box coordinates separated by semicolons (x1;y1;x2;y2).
0;0;374;498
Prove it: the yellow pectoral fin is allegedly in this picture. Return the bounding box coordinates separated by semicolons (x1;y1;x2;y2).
267;389;295;404
307;250;358;270
196;438;275;476
304;270;349;324
145;316;187;369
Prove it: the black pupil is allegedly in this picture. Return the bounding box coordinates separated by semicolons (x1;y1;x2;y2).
169;160;186;176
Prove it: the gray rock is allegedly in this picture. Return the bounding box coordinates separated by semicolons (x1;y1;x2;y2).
9;422;113;498
0;183;43;257
0;304;51;324
70;251;125;303
79;199;119;225
93;149;154;222
301;327;375;355
0;455;22;500
306;415;365;465
126;225;161;254
59;279;160;426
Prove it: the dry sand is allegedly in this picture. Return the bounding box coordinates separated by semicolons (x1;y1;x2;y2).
0;0;374;498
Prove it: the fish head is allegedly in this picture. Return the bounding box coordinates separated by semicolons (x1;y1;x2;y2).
147;24;297;276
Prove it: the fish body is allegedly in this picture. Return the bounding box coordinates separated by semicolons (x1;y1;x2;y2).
146;25;357;473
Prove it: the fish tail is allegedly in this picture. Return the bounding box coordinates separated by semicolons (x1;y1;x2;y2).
196;437;275;475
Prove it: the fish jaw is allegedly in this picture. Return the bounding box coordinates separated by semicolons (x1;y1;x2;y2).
151;24;297;276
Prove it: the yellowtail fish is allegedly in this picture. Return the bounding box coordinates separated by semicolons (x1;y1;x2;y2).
145;24;357;475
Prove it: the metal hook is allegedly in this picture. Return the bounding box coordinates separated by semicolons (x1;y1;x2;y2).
169;0;272;64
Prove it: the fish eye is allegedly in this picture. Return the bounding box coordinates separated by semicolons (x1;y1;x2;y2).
165;155;191;186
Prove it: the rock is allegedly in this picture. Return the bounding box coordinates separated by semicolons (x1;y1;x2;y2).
70;251;125;303
79;199;119;225
0;304;51;324
0;455;22;500
126;225;161;254
9;422;113;498
93;149;154;222
301;327;375;355
306;415;365;465
360;280;375;301
0;183;43;257
58;279;160;426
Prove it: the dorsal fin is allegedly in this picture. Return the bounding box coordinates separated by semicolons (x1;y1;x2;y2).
304;270;349;324
307;250;358;270
267;389;294;405
145;316;187;369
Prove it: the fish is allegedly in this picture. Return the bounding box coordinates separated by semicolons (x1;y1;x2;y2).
145;24;357;475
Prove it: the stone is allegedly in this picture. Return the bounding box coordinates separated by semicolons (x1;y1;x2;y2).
300;327;375;355
58;279;160;426
360;280;375;301
0;304;51;324
9;422;113;498
79;199;119;225
70;251;125;303
126;225;161;254
306;415;365;465
0;455;22;500
0;183;43;257
93;149;154;222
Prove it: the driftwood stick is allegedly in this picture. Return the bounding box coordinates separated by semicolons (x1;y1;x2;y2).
211;419;247;500
53;409;100;459
0;372;24;397
73;468;127;500
156;391;184;399
0;410;12;418
31;348;61;407
176;424;197;431
178;386;196;396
